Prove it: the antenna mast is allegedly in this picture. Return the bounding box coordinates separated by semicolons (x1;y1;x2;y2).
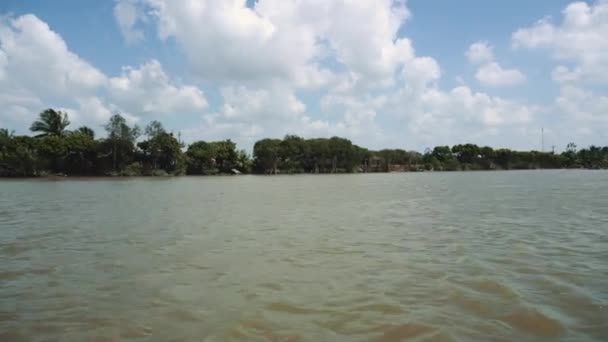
541;128;544;152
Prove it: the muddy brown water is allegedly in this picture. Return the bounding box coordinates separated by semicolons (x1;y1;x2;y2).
1;171;607;341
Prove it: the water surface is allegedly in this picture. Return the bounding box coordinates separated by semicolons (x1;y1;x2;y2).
1;171;607;341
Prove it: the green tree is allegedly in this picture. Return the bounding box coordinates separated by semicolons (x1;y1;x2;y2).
579;145;607;169
475;146;496;170
186;141;217;175
138;122;185;175
306;138;330;173
74;126;95;139
443;158;462;171
0;129;14;174
0;128;14;139
105;113;140;142
236;149;252;173
423;156;441;171
376;149;410;172
494;149;513;170
30;109;71;137
0;136;39;176
279;135;307;173
327;137;358;173
144;120;166;138
186;140;239;175
562;142;578;168
64;129;98;175
452;144;481;165
429;145;459;170
432;146;453;163
253;138;281;174
213;140;238;173
36;135;67;173
103;113;140;173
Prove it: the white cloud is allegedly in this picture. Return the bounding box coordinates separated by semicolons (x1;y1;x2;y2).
76;97;115;126
313;0;413;84
293;64;337;89
196;84;318;147
0;91;43;129
139;0;316;83
0;14;106;130
449;86;533;127
108;60;208;115
121;0;541;149
215;85;304;123
0;14;207;134
121;0;413;89
0;49;7;80
182;80;390;149
183;83;331;147
312;66;536;149
513;0;608;84
320;92;386;143
548;85;608;146
555;85;608;124
6;3;599;150
512;18;556;49
551;65;580;83
466;41;494;65
511;1;608;146
389;83;534;138
120;0;449;148
475;62;526;87
74;97;139;127
466;41;525;87
114;0;145;44
403;56;441;88
0;14;106;96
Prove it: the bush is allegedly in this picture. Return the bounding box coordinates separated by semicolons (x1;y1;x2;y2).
121;162;143;176
151;169;169;177
443;159;462;171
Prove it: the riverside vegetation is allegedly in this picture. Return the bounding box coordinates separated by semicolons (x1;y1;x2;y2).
1;108;607;177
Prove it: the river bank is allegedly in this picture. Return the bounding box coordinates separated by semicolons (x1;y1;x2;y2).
3;113;607;177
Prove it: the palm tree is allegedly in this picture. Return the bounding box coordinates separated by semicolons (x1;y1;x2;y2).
74;126;95;139
0;128;14;139
30;109;70;137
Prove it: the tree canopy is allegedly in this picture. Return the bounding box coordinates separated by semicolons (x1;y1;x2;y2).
30;109;71;137
1;108;607;177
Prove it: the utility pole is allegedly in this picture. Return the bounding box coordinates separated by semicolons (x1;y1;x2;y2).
541;128;544;152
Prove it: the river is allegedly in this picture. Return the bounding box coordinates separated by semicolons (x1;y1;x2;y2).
1;171;607;341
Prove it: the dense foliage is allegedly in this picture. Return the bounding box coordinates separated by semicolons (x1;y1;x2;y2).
253;136;368;174
0;110;247;177
1;109;607;177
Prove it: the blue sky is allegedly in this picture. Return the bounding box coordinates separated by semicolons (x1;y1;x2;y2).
0;0;605;151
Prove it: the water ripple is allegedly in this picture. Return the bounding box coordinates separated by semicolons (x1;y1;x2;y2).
0;172;607;341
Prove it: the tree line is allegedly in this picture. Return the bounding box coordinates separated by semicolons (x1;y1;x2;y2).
1;109;607;177
0;109;249;177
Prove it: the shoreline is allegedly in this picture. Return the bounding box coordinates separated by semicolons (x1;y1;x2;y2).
0;168;602;180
